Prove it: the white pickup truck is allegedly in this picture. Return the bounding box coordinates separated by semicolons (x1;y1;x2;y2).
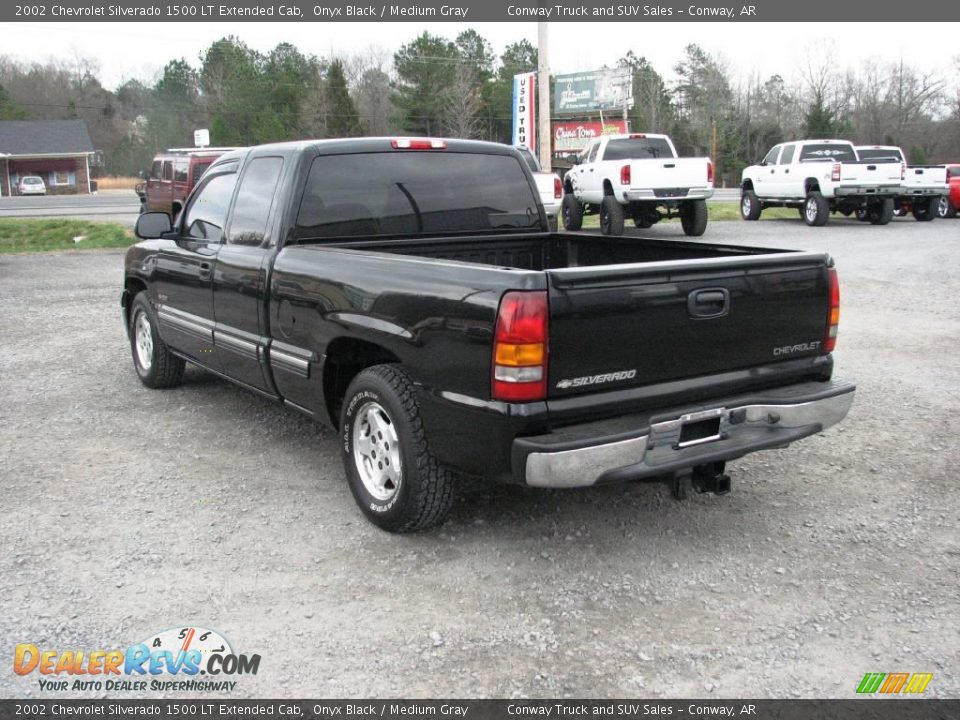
516;146;562;230
741;139;902;226
561;133;714;236
854;145;946;222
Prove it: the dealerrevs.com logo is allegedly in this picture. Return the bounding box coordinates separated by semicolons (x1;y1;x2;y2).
14;626;260;693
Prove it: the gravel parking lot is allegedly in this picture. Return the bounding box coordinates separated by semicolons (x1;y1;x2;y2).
1;217;958;699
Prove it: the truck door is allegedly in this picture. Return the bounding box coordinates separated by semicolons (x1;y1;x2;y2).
774;143;797;197
757;145;781;197
211;155;286;394
151;164;238;365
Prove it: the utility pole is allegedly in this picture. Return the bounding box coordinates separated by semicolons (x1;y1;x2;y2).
537;22;551;172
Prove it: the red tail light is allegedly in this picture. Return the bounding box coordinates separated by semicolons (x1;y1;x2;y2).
391;138;447;150
620;165;631;185
824;267;840;354
831;163;841;181
707;161;714;184
492;291;548;402
901;162;906;181
553;176;562;199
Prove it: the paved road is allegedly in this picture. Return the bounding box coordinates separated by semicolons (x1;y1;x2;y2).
1;219;958;700
0;191;140;225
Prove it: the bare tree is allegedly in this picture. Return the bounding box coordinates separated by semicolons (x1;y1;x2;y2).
440;62;483;139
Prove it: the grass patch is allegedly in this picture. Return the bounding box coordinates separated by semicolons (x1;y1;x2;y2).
0;219;135;254
580;202;798;228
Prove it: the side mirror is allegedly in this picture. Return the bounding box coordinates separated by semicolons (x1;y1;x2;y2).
135;212;172;239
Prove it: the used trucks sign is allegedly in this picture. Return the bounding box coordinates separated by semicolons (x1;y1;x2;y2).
512;72;536;150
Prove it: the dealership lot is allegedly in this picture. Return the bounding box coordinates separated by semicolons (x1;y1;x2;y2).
1;218;958;698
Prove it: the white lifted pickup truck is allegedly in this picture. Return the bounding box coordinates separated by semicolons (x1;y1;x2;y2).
855;145;946;222
561;133;714;236
741;139;901;226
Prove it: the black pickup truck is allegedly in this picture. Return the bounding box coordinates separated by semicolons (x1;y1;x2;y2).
123;137;855;532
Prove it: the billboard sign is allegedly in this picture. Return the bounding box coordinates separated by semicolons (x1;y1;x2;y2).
552;120;629;153
512;72;536;151
553;69;633;114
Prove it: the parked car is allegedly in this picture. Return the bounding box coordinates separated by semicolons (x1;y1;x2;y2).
561;133;714;236
515;146;562;230
854;145;946;221
17;176;46;196
741;139;901;226
136;148;235;218
124;137;854;532
940;164;960;218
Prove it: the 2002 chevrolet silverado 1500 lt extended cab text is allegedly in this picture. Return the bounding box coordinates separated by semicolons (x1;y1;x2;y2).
123;137;855;532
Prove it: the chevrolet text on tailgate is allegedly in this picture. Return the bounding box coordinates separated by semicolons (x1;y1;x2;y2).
123;137;855;533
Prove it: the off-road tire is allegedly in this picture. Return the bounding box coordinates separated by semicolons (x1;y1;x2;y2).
868;198;894;225
681;199;709;236
599;195;625;235
803;191;830;227
561;194;583;231
340;365;456;533
911;197;937;222
129;292;185;389
740;190;762;221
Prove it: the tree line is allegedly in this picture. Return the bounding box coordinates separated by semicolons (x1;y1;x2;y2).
1;34;957;183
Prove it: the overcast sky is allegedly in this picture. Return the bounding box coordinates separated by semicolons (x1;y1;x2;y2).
5;21;956;90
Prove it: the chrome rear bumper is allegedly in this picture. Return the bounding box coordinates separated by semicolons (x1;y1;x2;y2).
520;380;855;488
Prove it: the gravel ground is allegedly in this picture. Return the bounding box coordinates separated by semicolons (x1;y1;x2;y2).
1;216;958;700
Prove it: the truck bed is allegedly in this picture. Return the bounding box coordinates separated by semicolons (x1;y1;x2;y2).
323;232;785;271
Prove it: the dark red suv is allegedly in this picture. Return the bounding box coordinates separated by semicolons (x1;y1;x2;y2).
136;148;234;218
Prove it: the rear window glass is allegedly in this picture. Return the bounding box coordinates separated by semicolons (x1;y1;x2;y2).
948;167;960;179
799;144;857;162
296;152;541;239
517;148;540;172
857;148;903;163
23;177;41;184
604;137;674;161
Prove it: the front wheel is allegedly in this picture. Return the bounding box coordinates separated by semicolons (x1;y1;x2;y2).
867;198;894;225
561;194;583;231
599;195;625;235
740;190;762;221
681;199;708;236
340;365;456;533
939;195;957;219
911;197;937;222
129;292;185;388
803;191;830;226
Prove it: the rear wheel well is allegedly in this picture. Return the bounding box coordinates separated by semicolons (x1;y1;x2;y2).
323;338;401;429
805;179;820;194
603;180;614;196
564;179;575;194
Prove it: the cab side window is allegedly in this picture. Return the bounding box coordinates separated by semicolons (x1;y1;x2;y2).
228;157;284;247
587;142;600;163
173;159;189;183
150;161;162;180
779;144;796;164
181;172;238;243
763;146;781;165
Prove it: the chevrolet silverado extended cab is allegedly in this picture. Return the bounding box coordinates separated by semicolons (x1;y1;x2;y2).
854;145;946;221
561;133;714;236
123;137;854;532
741;139;901;226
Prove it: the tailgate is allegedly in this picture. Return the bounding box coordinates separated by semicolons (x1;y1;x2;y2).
546;253;831;398
904;166;947;189
840;162;900;185
629;158;710;191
